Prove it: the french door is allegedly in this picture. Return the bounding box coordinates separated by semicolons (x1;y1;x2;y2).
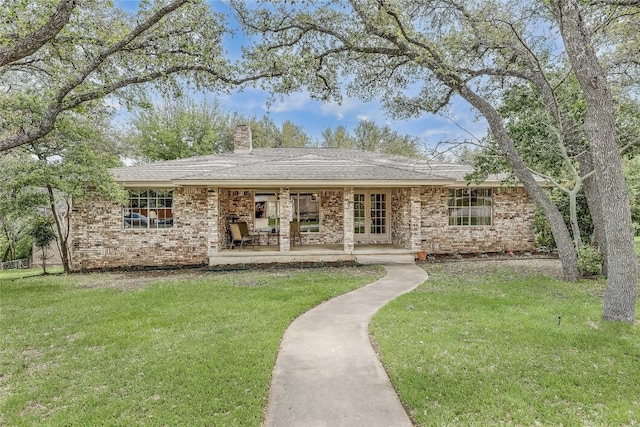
354;192;390;242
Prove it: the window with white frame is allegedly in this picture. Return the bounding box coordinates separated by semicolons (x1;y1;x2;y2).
123;189;174;229
448;188;492;226
291;192;320;232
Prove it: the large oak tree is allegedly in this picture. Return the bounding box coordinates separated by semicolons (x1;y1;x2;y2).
0;0;277;153
235;0;638;321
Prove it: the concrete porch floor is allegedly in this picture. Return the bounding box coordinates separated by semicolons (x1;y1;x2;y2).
209;244;417;265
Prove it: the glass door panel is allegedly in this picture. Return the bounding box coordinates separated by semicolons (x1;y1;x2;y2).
370;193;386;235
354;193;366;234
354;192;389;240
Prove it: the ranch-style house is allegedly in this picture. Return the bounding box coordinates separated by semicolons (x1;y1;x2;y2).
70;125;535;270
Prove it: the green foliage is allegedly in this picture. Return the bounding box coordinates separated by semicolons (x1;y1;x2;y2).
245;116;285;148
0;0;237;152
321;125;355;149
2;235;34;261
1;267;381;425
533;189;592;250
321;120;423;156
30;215;56;273
0;151;46;261
578;245;604;277
128;98;234;161
354;120;422;156
21;105;127;205
4;102;127;272
466;79;589;185
14;237;32;260
623;156;640;234
372;261;639;426
30;215;56;250
278;120;310;147
535;207;556;249
127;98;315;161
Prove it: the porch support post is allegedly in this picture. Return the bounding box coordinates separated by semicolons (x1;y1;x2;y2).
410;187;422;251
278;188;292;253
207;187;219;256
343;187;354;253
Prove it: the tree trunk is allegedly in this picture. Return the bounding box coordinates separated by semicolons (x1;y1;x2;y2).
567;188;583;250
459;84;581;281
46;184;71;273
552;0;637;322
578;153;608;276
2;245;10;263
40;246;47;274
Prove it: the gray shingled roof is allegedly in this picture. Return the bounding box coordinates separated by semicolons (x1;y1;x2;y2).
111;147;504;185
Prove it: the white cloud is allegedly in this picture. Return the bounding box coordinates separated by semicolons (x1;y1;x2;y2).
267;91;311;113
319;96;376;121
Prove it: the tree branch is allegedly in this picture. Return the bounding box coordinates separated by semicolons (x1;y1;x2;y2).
0;0;77;67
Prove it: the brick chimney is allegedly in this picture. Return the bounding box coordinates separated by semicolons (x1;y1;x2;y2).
233;124;252;153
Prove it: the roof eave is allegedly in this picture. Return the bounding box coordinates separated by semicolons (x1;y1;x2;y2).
114;179;514;188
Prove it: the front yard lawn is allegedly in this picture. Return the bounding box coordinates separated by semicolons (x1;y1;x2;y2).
0;267;64;280
371;260;640;426
1;266;382;426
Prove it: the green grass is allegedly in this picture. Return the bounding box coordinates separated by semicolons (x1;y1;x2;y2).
635;235;640;255
0;267;64;280
371;261;640;426
1;266;382;426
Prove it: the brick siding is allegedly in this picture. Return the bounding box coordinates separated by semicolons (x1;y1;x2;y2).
71;187;210;270
420;187;536;254
71;185;535;270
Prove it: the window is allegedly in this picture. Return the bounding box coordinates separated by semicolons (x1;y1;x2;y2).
254;193;279;231
123;189;174;229
448;188;492;226
291;192;320;232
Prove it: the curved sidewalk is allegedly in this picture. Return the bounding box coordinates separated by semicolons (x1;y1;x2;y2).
263;263;428;427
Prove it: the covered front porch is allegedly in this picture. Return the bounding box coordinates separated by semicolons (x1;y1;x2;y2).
210;187;423;260
209;244;416;266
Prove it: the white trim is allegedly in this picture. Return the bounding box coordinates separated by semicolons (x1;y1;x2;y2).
353;191;391;243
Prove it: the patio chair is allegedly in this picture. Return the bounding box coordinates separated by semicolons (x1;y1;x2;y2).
229;222;255;250
238;222;261;245
290;221;302;246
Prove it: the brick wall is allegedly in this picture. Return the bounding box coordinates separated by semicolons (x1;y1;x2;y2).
420;186;535;254
391;188;422;251
218;189;255;249
391;188;411;247
71;187;211;270
71;185;536;269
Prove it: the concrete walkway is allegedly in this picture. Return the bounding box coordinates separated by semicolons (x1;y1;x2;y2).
263;262;428;427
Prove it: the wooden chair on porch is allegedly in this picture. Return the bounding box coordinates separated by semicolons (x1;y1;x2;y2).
229;222;256;250
290;221;302;246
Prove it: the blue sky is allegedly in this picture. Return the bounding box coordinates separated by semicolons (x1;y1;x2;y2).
114;1;488;149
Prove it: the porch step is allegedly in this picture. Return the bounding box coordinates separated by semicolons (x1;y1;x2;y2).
209;244;417;267
356;254;417;265
210;253;356;266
